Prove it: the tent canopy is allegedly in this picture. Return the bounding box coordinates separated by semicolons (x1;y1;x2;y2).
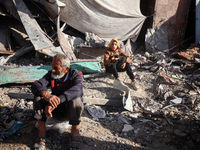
36;0;146;42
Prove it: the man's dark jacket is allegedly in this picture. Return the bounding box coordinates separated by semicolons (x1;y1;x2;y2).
31;68;83;103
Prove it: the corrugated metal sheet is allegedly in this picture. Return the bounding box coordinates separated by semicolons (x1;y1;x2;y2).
0;60;103;85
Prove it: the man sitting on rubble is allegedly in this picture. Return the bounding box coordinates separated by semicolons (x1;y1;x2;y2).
31;54;84;150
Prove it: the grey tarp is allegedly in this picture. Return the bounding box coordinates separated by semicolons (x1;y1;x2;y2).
34;0;146;42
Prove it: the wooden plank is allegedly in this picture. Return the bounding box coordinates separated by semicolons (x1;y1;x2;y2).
8;93;34;100
83;72;106;79
8;93;122;107
9;22;32;47
76;47;106;59
0;60;103;85
6;46;34;63
0;51;14;55
83;97;122;107
0;46;34;65
0;65;14;70
57;15;77;60
71;59;100;62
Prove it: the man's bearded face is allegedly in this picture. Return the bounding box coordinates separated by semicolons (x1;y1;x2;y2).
51;68;65;79
51;59;67;79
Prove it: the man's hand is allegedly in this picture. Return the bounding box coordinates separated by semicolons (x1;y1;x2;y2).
44;105;54;117
121;63;126;69
47;95;60;108
41;91;60;108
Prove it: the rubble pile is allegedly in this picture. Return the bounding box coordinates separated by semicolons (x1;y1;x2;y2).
0;0;199;149
0;45;200;149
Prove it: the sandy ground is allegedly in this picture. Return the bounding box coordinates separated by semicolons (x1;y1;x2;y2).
0;53;200;150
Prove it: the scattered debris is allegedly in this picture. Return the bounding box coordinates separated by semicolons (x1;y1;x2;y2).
0;1;200;150
36;117;71;134
85;104;106;121
1;121;23;138
122;124;134;132
171;44;200;61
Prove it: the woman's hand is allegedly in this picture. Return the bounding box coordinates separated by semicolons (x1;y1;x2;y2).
111;57;119;62
121;63;126;69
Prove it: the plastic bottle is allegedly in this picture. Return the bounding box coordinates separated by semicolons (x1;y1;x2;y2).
3;121;23;138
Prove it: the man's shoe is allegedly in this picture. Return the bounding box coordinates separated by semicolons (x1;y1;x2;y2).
131;81;138;90
34;137;47;150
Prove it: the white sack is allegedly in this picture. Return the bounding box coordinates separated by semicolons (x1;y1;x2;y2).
113;79;134;112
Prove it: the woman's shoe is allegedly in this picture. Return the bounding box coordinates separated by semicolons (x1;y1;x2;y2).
130;81;138;90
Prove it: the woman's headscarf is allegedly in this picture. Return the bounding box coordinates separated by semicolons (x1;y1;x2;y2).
109;38;120;49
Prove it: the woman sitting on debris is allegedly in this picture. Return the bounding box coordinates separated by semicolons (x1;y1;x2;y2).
104;38;138;90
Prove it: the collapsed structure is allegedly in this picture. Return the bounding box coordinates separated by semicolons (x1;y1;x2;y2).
0;0;146;61
0;1;200;149
0;0;198;61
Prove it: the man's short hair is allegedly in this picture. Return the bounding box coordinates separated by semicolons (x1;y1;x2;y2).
53;54;70;69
